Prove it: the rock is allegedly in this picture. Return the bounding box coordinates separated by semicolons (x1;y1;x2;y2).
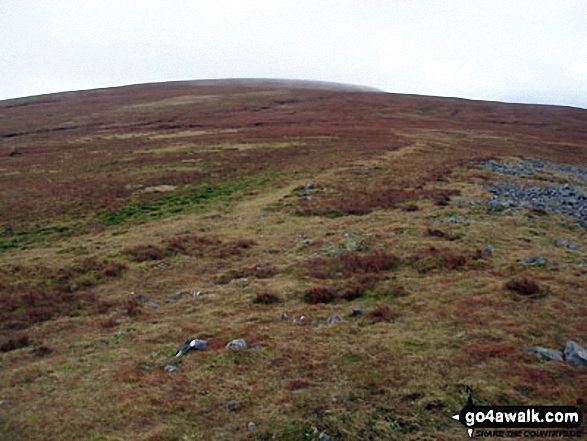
523;347;564;362
164;365;179;372
154;261;169;269
247;422;256;430
482;245;494;255
563;341;587;367
250;344;263;351
554;238;580;251
133;294;158;309
520;256;547;266
175;339;208;357
305;196;314;201
279;312;288;320
326;314;344;324
225;400;243;412
344;237;368;252
69;284;78;293
305;183;315;190
319;433;331;441
226;339;247;350
351;308;365;317
302;239;314;245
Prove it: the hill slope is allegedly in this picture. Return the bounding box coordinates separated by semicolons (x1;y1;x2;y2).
1;80;587;440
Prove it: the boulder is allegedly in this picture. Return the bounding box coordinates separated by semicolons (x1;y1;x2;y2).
175;338;208;357
522;347;563;362
326;314;344;324
226;338;247;350
563;341;587;367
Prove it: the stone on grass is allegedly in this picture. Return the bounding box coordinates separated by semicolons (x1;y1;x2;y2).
522;346;564;362
351;308;365;317
226;339;247;350
247;422;256;430
563;341;587;367
164;365;179;373
326;314;344;324
175;338;208;357
482;245;495;255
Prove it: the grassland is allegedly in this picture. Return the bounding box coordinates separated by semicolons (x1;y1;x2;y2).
1;80;587;440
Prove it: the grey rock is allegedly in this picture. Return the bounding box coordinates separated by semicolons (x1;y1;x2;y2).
523;347;564;362
226;338;247;350
554;238;581;251
305;196;314;201
154;261;169;269
164;365;179;372
69;284;78;293
563;340;587;367
250;344;263;351
225;400;242;411
133;294;158;309
302;239;314;245
344;237;368;252
482;245;495;255
175;338;208;357
279;312;288;320
351;308;365;317
520;256;547;266
326;314;344;324
319;433;331;441
247;422;256;430
305;183;315;190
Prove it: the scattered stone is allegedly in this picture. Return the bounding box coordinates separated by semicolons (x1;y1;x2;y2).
0;400;12;405
482;245;495;255
519;256;548;266
250;344;263;351
133;294;158;309
319;433;331;441
164;365;179;373
154;261;169;269
247;422;256;431
302;239;314;246
305;183;315;190
175;339;208;357
554;238;581;251
225;400;243;412
278;312;288;320
69;284;78;293
192;290;203;297
259;212;269;217
305;196;314;201
226;339;247;350
523;347;564;362
563;340;587;367
326;314;344;324
344;237;368;252
351;308;365;317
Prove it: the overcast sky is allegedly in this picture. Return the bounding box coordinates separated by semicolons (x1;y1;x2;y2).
1;1;586;108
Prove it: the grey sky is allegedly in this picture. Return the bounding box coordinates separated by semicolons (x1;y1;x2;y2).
1;0;586;108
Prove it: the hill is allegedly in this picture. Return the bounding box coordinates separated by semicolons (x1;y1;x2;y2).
1;79;587;440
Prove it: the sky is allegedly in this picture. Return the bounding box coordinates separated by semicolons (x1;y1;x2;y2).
1;0;586;108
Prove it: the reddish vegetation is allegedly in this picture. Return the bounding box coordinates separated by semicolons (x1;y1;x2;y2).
303;251;399;279
368;304;396;322
505;276;542;296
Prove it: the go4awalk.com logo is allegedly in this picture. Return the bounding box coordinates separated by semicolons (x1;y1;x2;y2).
451;389;583;438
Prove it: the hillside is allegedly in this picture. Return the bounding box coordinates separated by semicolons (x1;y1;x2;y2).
1;79;587;440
